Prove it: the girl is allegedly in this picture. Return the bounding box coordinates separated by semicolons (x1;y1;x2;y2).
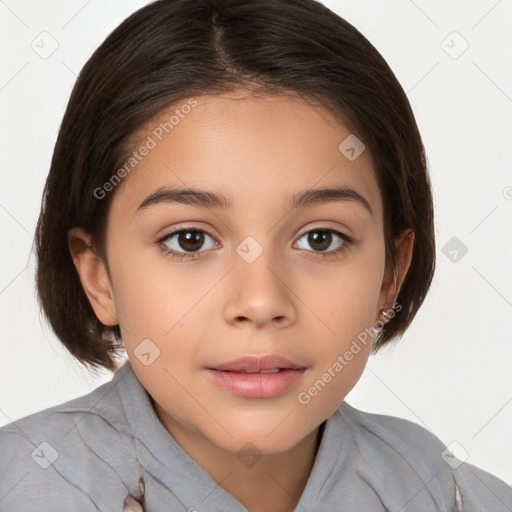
1;0;510;510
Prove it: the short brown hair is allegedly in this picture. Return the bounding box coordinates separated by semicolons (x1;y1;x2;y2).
35;0;435;371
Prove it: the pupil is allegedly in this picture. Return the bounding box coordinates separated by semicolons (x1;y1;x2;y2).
179;230;204;252
309;230;331;251
176;230;332;253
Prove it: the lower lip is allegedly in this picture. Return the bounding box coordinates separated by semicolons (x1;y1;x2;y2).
206;368;306;398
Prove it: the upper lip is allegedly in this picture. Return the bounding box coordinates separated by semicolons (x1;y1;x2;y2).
208;355;305;372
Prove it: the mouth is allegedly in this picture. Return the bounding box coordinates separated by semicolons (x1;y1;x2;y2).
206;355;307;399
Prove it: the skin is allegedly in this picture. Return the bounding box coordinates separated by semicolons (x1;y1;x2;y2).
69;89;413;511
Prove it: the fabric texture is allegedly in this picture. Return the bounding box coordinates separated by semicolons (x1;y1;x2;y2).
1;360;510;511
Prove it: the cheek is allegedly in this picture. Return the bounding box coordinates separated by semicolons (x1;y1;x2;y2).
108;241;188;326
304;245;385;342
295;241;385;398
109;244;220;371
296;278;378;420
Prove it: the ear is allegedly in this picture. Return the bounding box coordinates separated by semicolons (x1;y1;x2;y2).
68;227;118;326
377;229;414;314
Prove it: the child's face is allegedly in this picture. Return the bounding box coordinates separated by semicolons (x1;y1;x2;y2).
82;90;406;455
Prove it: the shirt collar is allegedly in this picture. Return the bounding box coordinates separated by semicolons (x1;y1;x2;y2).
113;359;349;510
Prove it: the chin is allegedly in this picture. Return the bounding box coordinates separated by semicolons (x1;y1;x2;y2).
205;414;318;455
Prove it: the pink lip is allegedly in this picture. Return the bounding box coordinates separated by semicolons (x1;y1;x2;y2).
209;355;304;372
206;355;307;399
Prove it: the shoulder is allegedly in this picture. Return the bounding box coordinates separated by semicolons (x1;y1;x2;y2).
336;401;512;510
339;401;447;461
0;372;135;511
0;372;126;449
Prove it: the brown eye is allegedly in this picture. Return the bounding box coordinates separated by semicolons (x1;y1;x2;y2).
160;229;218;256
295;228;350;254
176;230;205;252
307;230;332;251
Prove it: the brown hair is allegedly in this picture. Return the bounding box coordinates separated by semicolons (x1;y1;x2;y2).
34;0;435;372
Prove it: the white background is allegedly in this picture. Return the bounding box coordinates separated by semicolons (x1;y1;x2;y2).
1;0;511;485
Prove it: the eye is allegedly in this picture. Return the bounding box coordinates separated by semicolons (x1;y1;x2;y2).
157;226;351;261
158;227;218;260
295;228;351;257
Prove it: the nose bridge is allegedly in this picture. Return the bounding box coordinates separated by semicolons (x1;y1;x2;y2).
224;233;296;327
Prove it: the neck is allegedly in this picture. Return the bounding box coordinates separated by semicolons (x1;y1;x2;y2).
151;397;324;512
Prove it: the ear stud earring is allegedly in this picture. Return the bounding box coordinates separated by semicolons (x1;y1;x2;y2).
379;310;390;320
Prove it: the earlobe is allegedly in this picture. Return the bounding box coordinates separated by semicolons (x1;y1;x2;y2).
378;229;415;314
68;227;118;326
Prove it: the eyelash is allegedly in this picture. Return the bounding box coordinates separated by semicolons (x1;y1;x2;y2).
156;226;352;261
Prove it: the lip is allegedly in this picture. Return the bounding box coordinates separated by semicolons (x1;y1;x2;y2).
206;354;307;399
209;355;304;373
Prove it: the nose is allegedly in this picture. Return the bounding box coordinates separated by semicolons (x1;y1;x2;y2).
223;245;297;330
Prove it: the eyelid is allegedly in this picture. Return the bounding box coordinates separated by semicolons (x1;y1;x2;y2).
296;223;353;242
157;223;351;243
294;226;351;251
156;223;353;260
156;223;219;243
156;226;219;260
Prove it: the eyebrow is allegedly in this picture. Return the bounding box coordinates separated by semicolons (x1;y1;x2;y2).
136;186;373;216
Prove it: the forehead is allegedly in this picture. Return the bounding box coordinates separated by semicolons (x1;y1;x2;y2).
112;90;382;221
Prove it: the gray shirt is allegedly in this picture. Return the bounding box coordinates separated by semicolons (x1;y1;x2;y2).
1;360;510;511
